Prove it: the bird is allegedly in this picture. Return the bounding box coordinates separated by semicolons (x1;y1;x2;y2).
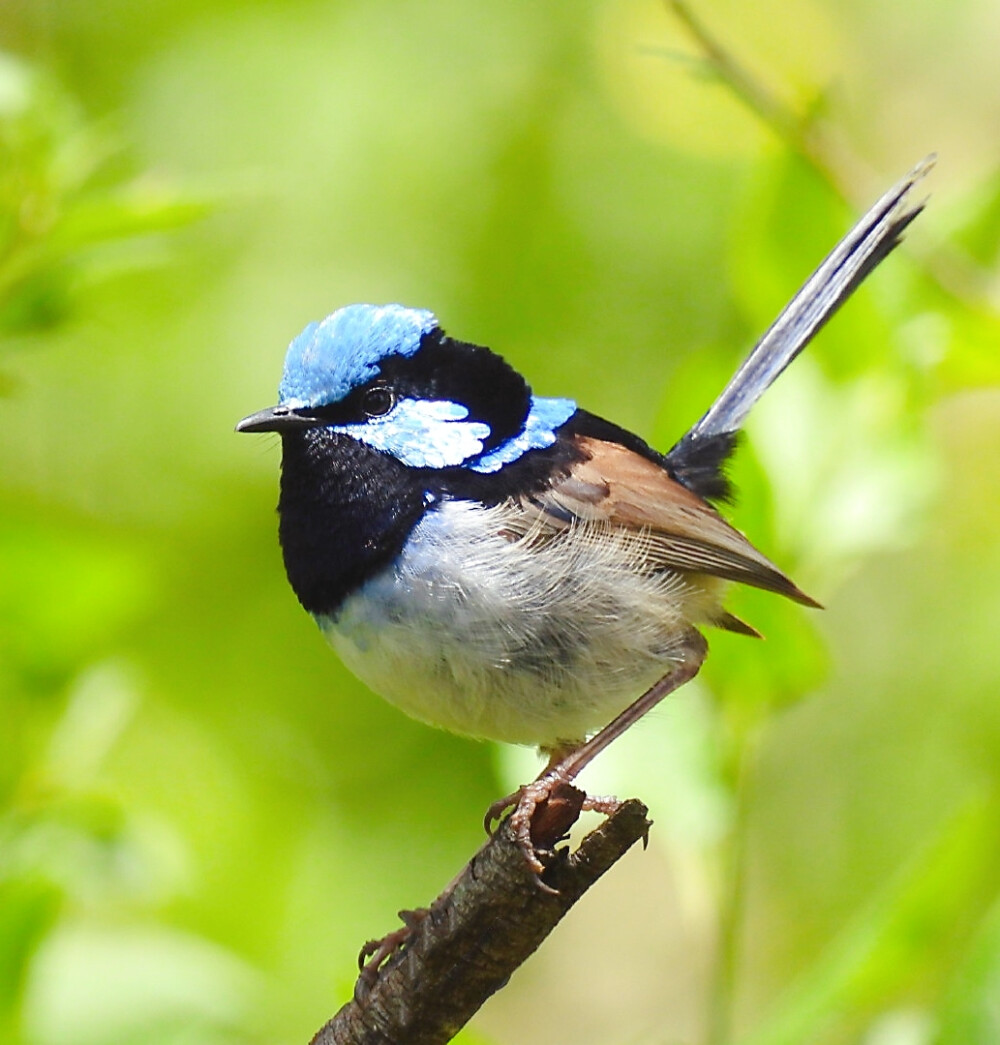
237;158;931;872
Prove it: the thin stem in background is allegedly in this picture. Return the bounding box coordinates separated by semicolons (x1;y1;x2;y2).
665;0;998;314
705;726;760;1045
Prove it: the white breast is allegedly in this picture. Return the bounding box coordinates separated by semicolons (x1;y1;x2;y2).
320;499;719;749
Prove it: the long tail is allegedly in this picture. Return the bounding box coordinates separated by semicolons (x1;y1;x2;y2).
666;156;933;500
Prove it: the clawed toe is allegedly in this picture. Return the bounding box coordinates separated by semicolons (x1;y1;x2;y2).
582;793;621;816
484;787;524;835
355;907;429;1000
509;778;552;877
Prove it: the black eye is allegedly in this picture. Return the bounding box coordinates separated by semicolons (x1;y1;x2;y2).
362;385;395;418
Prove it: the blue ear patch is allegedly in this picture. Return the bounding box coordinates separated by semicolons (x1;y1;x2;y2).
330;394;575;471
330;398;492;469
279;304;437;408
469;396;576;473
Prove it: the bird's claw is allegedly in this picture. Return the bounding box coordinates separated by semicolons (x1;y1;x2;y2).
484;787;524;835
511;773;598;888
581;793;621;817
355;907;429;1001
486;772;619;889
508;776;559;876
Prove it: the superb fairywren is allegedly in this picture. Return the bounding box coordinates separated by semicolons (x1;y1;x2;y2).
238;160;930;869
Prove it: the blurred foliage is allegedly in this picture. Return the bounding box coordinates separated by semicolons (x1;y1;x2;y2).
0;2;998;1044
0;52;212;346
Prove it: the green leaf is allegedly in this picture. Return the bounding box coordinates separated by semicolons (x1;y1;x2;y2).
0;50;210;338
0;878;62;1031
932;894;1000;1045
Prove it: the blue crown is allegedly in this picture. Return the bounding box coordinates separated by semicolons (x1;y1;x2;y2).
278;303;438;408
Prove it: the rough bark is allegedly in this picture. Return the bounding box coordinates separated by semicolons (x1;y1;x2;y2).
311;790;651;1045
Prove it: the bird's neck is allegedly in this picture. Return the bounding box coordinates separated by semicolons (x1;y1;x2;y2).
277;429;429;617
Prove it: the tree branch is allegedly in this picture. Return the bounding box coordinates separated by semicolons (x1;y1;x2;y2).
310;794;652;1045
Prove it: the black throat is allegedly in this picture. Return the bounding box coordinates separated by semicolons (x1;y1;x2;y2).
277;428;429;618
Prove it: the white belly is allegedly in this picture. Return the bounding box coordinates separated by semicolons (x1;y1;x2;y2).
320;500;717;749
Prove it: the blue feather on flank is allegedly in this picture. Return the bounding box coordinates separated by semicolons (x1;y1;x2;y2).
470;397;576;473
278;303;437;408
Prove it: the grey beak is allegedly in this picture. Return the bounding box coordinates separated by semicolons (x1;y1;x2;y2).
235;405;318;433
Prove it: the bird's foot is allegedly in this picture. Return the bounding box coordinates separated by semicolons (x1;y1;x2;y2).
355;907;428;1001
507;771;593;879
485;754;619;886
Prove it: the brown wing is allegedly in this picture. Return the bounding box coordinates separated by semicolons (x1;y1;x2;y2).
521;436;819;608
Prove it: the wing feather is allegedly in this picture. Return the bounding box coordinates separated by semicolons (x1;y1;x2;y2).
520;436;819;607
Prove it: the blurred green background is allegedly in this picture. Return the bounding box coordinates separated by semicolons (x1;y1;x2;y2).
2;1;999;1043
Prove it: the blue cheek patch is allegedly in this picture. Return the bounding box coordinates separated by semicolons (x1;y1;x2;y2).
332;399;491;469
468;396;576;473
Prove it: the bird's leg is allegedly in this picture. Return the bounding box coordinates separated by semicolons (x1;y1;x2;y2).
556;632;708;779
508;631;709;875
361;637;708;990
